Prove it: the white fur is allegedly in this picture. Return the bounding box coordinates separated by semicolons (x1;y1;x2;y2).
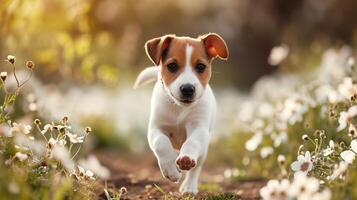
135;45;216;194
133;66;159;89
168;44;204;106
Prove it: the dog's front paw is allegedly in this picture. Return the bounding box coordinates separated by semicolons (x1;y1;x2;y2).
176;155;196;171
180;180;198;195
158;159;182;182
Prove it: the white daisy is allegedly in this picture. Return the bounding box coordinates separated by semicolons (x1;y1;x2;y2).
14;152;28;162
78;155;110;179
310;189;331;200
245;132;262;151
41;124;53;134
291;151;313;175
338;77;357;100
66;132;85;144
328;161;348;181
48;137;57;149
260;179;290;200
268;44;289;66
52;145;74;171
11;123;32;135
0;71;7;81
260;147;274;158
323;140;335;156
340;139;357;164
337;106;357;131
289;172;319;199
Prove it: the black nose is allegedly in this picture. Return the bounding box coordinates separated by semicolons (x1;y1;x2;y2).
180;84;195;99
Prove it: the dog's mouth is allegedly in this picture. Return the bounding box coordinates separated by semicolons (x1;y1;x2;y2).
179;99;195;104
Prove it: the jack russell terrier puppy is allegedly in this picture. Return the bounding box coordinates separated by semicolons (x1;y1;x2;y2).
134;33;228;194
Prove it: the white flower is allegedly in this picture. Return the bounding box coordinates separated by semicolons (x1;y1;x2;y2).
280;97;307;125
7;55;16;64
268;44;289;66
11;123;32;135
66;132;85;144
323;140;335;156
245;133;262;151
260;179;290;200
328;161;348;181
348;124;357;137
260;147;274;158
289;172;319;199
311;189;331;200
340;139;357;164
14;152;28;162
0;124;12;137
77;166;96;180
338;77;357;100
48;137;57;149
291;151;313;175
58;139;67;146
78;155;110;179
14;134;45;156
41;124;52;134
52;145;74;171
0;71;7;81
223;168;239;179
337;106;357;131
273;131;287;147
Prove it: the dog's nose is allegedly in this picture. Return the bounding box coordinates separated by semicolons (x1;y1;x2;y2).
180;84;195;99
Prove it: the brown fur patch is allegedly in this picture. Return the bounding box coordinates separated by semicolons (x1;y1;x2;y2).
160;37;212;87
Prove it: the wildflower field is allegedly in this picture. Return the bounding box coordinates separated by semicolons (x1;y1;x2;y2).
1;0;357;200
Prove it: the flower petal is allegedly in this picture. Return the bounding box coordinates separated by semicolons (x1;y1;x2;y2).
341;150;356;164
351;139;357;154
348;105;357;116
305;151;311;161
291;161;301;171
297;155;304;162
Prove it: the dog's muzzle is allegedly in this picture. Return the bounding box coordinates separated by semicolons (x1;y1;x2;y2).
179;84;195;103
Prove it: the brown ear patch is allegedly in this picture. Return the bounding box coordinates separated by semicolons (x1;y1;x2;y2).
145;34;175;66
200;33;229;60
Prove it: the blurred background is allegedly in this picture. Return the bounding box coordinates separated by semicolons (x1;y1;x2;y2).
1;0;357;167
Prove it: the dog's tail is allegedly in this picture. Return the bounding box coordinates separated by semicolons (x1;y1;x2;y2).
133;66;159;89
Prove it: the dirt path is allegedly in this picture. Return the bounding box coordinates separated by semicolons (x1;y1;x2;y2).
95;152;265;200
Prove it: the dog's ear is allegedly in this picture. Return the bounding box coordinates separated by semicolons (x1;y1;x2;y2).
200;33;229;60
145;35;175;66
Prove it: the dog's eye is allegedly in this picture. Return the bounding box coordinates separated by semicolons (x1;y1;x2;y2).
167;62;178;73
195;63;206;73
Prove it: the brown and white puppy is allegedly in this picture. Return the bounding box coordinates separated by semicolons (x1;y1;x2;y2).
134;33;228;194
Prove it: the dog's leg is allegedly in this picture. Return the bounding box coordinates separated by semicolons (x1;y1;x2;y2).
179;159;204;194
148;129;182;182
176;126;209;194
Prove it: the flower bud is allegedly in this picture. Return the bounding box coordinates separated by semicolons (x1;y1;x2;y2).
7;55;16;64
348;124;356;137
34;119;41;125
277;154;285;164
85;126;92;134
61;116;69;124
0;72;7;81
302;134;309;140
119;187;127;195
26;61;35;69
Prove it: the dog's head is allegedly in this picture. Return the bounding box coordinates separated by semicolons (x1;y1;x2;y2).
145;33;228;106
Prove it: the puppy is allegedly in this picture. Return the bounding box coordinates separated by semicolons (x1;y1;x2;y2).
134;33;228;194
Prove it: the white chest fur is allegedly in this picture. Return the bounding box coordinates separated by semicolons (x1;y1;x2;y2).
148;81;216;149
